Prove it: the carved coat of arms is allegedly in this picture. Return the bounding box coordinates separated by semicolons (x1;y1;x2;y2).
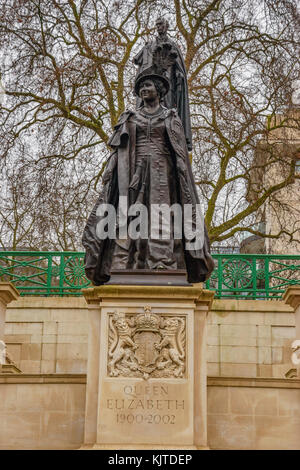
107;306;186;380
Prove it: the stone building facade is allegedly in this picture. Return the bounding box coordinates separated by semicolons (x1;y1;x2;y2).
244;109;300;255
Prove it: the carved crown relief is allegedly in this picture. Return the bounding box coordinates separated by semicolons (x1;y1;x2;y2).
107;306;186;380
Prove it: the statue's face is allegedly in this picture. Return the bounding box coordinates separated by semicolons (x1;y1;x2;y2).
139;79;158;101
156;18;167;35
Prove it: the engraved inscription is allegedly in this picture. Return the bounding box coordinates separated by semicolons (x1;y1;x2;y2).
107;398;185;410
107;306;186;379
105;384;185;426
116;414;176;424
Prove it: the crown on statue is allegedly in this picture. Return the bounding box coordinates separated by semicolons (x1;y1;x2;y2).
135;306;160;333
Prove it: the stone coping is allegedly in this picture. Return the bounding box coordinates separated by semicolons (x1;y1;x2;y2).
82;284;210;302
0;374;299;389
207;376;300;389
7;297;88;309
7;296;293;312
212;298;294;312
0;364;21;374
0;282;20;305
283;285;300;310
0;373;86;384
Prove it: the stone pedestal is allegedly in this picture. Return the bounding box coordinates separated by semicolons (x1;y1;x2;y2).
81;284;214;450
283;285;300;377
0;283;20;373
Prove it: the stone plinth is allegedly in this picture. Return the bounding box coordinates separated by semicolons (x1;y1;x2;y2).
0;283;19;341
0;283;20;372
283;285;300;377
283;286;300;337
81;284;214;450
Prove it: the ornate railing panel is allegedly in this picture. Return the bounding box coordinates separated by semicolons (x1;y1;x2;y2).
0;252;299;299
0;252;89;296
205;254;300;299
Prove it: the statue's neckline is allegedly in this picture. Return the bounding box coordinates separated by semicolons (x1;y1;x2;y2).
156;34;169;43
140;106;164;117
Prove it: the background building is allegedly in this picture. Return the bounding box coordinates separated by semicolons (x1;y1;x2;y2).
243;108;300;255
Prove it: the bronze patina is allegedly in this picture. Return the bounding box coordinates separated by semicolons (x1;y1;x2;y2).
133;16;193;151
82;21;214;285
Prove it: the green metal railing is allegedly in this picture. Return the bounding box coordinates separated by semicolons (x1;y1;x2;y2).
0;251;89;297
0;251;299;299
205;254;300;299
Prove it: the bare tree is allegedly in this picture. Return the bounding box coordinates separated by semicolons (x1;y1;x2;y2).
0;155;98;251
0;0;299;249
0;162;40;249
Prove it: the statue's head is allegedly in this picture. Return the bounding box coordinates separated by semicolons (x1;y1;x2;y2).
156;16;169;35
135;75;168;99
134;73;170;100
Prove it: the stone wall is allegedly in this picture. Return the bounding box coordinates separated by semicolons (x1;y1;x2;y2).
4;297;89;374
4;297;296;378
0;374;299;450
207;299;296;378
0;374;86;449
207;377;300;450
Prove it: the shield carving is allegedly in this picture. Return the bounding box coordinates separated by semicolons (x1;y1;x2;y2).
133;331;161;370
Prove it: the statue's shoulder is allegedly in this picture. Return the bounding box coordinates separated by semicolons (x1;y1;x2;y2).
136;39;153;51
164;107;182;122
115;109;135;125
120;108;135;117
161;106;174;115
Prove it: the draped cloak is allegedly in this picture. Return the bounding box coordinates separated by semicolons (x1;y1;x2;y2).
82;108;214;285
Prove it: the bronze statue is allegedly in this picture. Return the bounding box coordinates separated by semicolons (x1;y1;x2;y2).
82;59;214;285
133;16;193;151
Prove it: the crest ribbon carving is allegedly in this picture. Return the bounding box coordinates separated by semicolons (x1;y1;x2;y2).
108;306;186;380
